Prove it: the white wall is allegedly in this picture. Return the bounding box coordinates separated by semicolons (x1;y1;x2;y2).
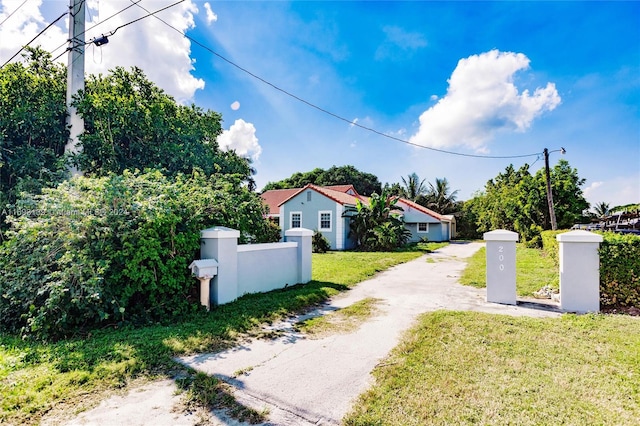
237;243;298;295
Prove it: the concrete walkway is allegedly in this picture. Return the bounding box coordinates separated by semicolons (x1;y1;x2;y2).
55;242;561;426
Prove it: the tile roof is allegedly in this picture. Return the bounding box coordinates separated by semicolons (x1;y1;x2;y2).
260;188;300;215
280;184;364;207
324;184;357;194
397;198;448;221
260;185;452;224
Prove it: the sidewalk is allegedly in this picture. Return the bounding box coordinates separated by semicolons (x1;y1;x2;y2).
59;242;561;426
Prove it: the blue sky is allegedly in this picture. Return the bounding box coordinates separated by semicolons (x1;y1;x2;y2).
1;1;638;208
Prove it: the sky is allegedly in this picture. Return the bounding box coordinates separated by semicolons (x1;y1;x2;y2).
1;0;638;209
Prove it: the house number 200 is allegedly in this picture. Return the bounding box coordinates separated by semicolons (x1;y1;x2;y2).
498;245;505;271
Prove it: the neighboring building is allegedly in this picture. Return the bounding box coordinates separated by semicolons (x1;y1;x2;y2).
397;198;456;243
260;184;456;250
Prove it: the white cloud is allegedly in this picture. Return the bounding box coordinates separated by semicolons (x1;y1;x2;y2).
583;177;639;208
409;50;561;151
218;119;262;161
230;101;240;110
203;2;217;25
0;0;204;103
0;0;67;64
583;181;603;199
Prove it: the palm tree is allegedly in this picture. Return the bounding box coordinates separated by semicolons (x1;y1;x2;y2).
593;202;610;219
350;189;407;250
425;177;459;214
400;173;428;202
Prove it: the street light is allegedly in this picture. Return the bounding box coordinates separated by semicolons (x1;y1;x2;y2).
543;147;566;230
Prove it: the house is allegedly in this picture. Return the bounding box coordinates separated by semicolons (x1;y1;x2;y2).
397;198;456;242
260;184;455;250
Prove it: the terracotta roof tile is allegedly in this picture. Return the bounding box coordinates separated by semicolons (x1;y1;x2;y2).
260;188;299;215
398;198;447;221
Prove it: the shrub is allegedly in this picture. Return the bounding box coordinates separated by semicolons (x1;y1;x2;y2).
0;170;278;339
599;232;640;308
540;230;565;265
312;230;331;253
541;230;640;308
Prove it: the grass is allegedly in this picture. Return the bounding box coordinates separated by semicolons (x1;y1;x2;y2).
344;310;640;425
294;297;382;337
398;241;449;253
0;250;423;425
459;244;558;296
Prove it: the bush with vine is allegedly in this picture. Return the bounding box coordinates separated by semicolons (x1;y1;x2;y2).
0;170;278;339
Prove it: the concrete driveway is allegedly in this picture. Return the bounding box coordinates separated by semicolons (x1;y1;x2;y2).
56;242;561;426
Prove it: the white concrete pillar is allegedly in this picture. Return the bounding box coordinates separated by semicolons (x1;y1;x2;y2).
201;227;240;305
484;230;519;305
557;230;603;313
285;228;313;284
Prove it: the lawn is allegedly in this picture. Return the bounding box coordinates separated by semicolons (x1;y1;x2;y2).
0;250;424;425
459;244;558;296
344;310;640;425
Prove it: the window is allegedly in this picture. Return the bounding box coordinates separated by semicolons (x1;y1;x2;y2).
418;223;429;233
319;211;332;231
307;191;312;202
290;212;302;228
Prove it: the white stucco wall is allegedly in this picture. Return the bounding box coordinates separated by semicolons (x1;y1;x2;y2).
237;243;298;296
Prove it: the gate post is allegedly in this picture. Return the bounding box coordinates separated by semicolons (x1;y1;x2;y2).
284;228;313;284
201;226;240;306
556;230;603;313
484;230;519;305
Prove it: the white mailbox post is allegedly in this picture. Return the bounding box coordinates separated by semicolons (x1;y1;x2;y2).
189;259;219;311
557;230;603;313
484;229;519;305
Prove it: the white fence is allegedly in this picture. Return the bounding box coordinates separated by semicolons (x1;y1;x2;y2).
190;227;313;309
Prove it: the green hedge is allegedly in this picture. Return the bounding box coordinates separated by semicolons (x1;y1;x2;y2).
0;170;280;339
541;230;640;308
540;230;564;266
598;232;640;307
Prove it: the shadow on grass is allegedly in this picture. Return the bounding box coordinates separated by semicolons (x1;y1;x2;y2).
0;280;349;424
176;372;267;424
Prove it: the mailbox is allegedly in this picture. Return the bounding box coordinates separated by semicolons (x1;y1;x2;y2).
189;259;218;278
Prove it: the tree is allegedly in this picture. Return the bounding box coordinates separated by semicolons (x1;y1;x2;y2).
0;48;69;229
400;173;428;201
73;66;253;181
534;159;589;229
465;160;589;246
592;202;610;219
349;189;410;251
262;165;382;196
422;177;460;214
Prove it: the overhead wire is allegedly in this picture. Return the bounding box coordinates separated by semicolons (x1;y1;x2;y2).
0;11;67;68
0;0;29;27
129;0;541;160
50;0;147;61
4;0;542;160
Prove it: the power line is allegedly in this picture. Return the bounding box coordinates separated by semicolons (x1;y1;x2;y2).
101;0;184;38
50;0;147;61
130;1;541;160
0;0;29;27
7;0;541;161
1;11;67;68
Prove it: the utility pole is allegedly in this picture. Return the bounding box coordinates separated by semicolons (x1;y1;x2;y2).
544;148;558;231
64;0;85;176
